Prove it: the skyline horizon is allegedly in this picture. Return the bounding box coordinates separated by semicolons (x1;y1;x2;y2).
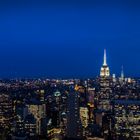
0;48;138;79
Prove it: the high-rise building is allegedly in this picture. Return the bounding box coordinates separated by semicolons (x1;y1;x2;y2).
25;114;36;138
97;50;112;112
12;115;27;140
119;65;125;84
0;94;14;134
66;88;83;139
27;100;46;135
100;49;110;78
80;107;89;129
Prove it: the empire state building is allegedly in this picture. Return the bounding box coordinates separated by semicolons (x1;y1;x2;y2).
100;49;110;77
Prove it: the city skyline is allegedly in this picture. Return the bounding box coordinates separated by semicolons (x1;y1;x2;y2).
0;48;137;79
0;1;140;140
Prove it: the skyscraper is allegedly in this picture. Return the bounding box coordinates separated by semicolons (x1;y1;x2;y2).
0;94;13;133
100;49;110;78
98;49;112;112
66;87;83;139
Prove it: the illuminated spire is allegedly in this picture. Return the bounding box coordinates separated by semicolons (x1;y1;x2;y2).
100;49;110;77
121;65;124;79
103;49;107;66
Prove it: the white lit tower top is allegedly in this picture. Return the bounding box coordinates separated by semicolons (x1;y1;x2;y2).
100;49;110;77
103;49;107;66
121;65;124;80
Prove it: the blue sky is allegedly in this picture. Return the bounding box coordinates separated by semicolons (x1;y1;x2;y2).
0;0;140;78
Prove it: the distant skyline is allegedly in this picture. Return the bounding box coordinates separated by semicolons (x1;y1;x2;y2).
0;0;140;78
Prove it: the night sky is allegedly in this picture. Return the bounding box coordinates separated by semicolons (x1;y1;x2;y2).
0;0;140;78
